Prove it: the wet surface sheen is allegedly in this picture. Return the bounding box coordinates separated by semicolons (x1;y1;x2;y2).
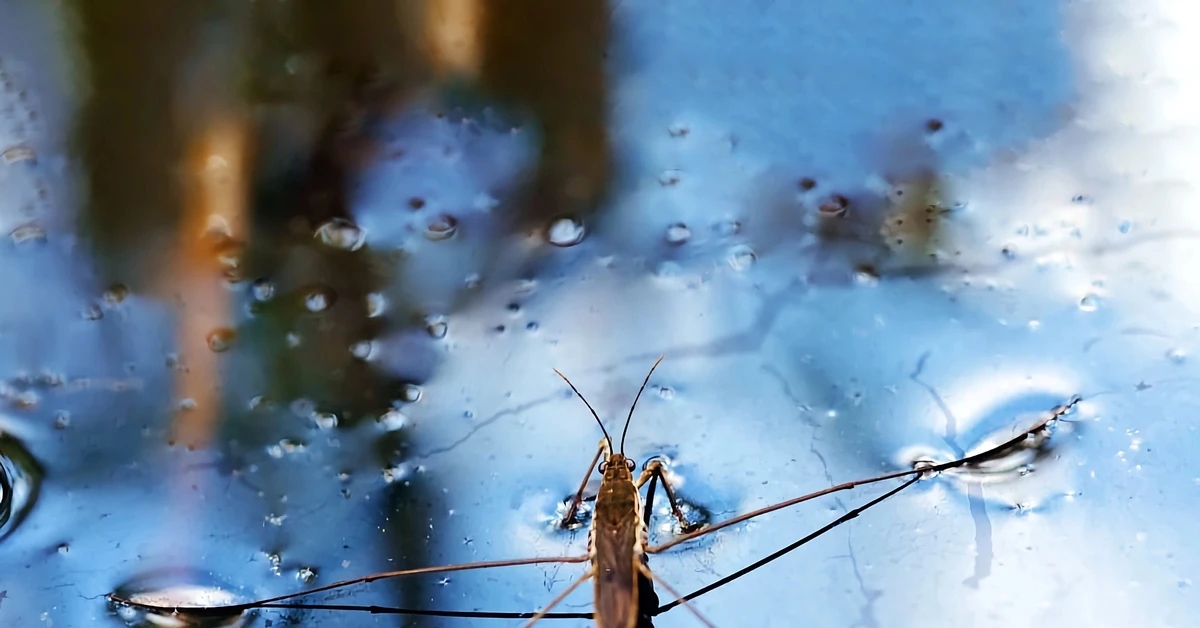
2;1;1199;628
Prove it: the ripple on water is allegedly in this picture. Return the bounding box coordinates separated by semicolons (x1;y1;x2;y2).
0;427;41;540
109;570;248;628
896;391;1085;511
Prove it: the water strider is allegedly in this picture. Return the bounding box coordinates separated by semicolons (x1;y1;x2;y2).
108;357;1084;626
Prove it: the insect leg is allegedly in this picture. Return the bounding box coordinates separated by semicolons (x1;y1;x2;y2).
561;437;608;526
636;458;700;532
520;569;595;628
637;562;717;628
107;554;589;616
647;397;1076;554
656;476;919;614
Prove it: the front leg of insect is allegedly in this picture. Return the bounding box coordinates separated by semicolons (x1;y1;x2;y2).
636;458;703;534
561;437;609;528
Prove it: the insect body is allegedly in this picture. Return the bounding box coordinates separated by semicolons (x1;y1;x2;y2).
107;358;1082;627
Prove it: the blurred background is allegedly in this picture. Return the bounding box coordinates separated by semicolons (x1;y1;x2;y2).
1;1;1197;627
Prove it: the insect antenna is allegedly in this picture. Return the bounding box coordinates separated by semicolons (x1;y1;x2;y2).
619;354;665;455
553;368;613;451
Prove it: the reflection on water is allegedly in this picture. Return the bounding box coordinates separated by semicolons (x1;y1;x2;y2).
1;0;1199;627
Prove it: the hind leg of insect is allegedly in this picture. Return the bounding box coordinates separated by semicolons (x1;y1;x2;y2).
646;398;1079;614
560;437;608;526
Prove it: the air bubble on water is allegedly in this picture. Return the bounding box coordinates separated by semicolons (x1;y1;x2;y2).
382;463;411;484
313;412;338;430
314;218;367;251
296;566;317;583
57;542;69;555
266;439;306;459
525;321;539;332
727;245;757;271
103;283;130;304
1167;348;1187;364
378;409;409;431
426;316;449;339
366;292;387;317
54;411;70;429
350;340;374;360
656;385;675;400
178;398;198;411
304;286;335;312
1078;294;1099;312
546;217;586;247
665;222;692;245
265;513;287;526
425;214;459;241
252;279;274;302
658;169;682;186
399;384;423;403
206;328;236;352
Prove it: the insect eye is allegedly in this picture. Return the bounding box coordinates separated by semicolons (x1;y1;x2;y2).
624;458;636;471
598;461;608;473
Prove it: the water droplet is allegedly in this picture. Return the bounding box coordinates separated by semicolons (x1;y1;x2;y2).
525;321;539;332
366;292;387;317
727;245;757;271
665;223;691;245
426;316;449;339
313;412;338;430
350;340;374;360
314;218;367;251
57;542;69;555
546;217;586;247
1167;348;1187;364
426;214;459;241
304;285;336;312
206;328;236;352
251;278;274;302
399;384;423;403
103;284;129;304
178;398;198;411
378;409;409;431
296;567;317;583
1078;294;1099;312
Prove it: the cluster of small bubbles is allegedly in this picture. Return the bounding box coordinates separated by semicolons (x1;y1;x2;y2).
1167;348;1187;364
658;169;682;186
546;217;586;247
366;292;386;317
304;285;335;312
1078;294;1100;312
314;218;367;251
265;513;287;526
266;439;306;459
425;214;459;241
426;316;449;339
350;340;374;360
378;408;409;431
206;328;236;352
665;222;691;245
252;278;274;302
382;463;411;484
399;384;422;403
296;567;317;583
313;412;338;430
103;283;129;304
267;552;283;575
727;245;757;271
